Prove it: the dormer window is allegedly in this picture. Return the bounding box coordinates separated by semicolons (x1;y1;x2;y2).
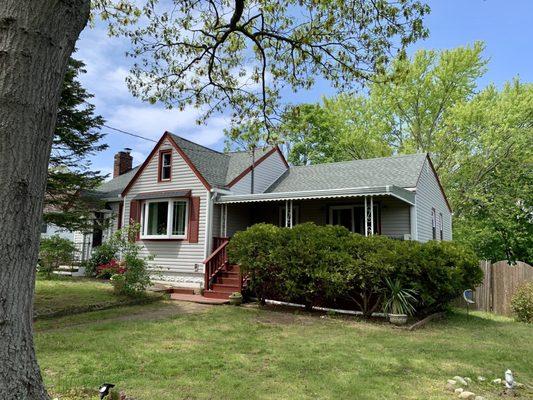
159;150;172;181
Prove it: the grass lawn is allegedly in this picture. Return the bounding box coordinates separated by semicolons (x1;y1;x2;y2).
35;301;532;400
34;276;161;318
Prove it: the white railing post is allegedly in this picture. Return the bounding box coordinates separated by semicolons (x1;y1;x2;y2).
364;197;368;237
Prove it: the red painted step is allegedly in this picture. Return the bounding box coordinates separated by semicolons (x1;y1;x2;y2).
216;277;240;285
211;283;240;292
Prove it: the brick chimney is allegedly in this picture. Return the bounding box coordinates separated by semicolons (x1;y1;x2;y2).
114;148;133;177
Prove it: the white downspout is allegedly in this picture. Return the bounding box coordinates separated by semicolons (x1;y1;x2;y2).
203;190;213;260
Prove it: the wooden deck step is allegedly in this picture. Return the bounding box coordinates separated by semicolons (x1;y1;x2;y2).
211;283;240;292
216;277;240;285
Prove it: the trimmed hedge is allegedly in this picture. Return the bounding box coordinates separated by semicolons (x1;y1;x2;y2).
228;223;482;316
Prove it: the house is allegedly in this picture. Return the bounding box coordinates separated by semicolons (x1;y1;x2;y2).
93;131;452;298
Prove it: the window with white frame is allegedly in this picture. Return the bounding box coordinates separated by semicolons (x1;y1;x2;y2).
159;150;172;181
141;198;188;239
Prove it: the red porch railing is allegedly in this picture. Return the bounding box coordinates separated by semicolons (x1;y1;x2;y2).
212;236;229;252
203;238;229;291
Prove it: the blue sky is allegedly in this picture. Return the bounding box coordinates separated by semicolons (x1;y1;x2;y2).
76;0;533;178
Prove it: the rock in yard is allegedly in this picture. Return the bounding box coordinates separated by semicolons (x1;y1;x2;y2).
453;376;469;386
474;396;485;400
464;377;472;383
458;391;476;399
446;383;456;392
477;376;486;382
492;378;502;385
448;379;457;385
454;388;464;394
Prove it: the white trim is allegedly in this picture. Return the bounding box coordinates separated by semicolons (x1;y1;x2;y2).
215;185;415;205
140;197;189;239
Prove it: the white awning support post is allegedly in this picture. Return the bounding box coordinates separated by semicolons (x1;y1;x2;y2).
222;204;228;237
364;197;368;237
285;199;293;228
365;196;374;236
370;195;374;235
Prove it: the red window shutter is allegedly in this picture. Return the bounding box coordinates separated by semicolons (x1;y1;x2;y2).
129;200;141;241
188;196;200;243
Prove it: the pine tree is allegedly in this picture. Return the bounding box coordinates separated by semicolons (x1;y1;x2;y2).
45;57;107;232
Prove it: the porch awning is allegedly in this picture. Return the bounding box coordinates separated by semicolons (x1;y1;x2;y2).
214;185;415;205
132;190;191;200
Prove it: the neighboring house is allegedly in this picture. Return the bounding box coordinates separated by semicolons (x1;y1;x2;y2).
88;131;452;298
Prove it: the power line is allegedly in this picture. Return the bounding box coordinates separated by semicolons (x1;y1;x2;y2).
102;124;157;143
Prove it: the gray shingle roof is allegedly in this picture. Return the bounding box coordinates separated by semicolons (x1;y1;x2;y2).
94;166;140;202
95;134;274;200
266;153;427;193
95;133;426;201
168;133;273;187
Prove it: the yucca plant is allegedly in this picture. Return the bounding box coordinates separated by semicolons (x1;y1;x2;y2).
383;277;418;316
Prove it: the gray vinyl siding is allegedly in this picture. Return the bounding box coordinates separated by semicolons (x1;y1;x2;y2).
211;203;221;238
231;151;288;194
225;204;252;236
380;197;411;239
415;158;452;242
123;138;209;287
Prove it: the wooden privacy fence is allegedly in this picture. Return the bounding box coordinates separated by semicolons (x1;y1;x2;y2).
456;260;533;316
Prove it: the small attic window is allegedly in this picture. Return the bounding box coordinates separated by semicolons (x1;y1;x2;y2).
159;150;172;181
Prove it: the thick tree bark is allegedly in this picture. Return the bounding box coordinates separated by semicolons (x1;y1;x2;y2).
0;1;90;399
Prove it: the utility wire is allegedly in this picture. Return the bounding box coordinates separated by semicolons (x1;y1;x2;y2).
102;124;157;143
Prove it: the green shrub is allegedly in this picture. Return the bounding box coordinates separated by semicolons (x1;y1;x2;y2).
228;223;482;316
107;224;153;296
400;241;482;314
277;223;353;310
344;234;397;316
511;282;533;323
38;236;77;278
228;223;284;303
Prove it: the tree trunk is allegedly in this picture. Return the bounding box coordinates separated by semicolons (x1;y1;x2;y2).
0;1;90;399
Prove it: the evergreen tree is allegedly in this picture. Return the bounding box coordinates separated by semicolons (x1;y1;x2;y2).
45;57;107;232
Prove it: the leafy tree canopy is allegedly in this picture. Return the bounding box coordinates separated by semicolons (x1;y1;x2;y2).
240;43;532;262
94;0;430;134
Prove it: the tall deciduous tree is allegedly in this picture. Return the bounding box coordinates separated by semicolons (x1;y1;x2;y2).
45;57;107;232
265;44;532;262
0;1;430;397
445;80;532;263
0;1;91;398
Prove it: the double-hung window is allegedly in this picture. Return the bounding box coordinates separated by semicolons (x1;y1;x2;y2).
141;198;188;239
159;150;172;181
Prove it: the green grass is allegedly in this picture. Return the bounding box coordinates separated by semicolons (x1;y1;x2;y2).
34;276;161;318
35;302;533;400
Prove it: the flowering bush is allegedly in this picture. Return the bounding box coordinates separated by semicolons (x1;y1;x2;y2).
107;224;153;296
96;259;126;279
